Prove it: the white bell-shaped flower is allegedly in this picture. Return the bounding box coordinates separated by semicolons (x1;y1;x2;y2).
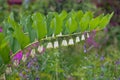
76;36;80;43
22;54;27;62
30;49;36;58
0;74;6;80
13;60;19;67
68;38;74;45
87;33;90;38
81;34;85;40
46;42;53;48
52;34;55;38
38;45;43;53
54;41;59;48
61;40;68;46
6;67;12;74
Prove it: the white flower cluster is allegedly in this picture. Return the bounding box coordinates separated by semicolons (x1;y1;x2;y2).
46;33;90;49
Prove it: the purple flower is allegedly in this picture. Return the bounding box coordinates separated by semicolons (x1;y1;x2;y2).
35;65;39;70
35;77;40;80
27;62;31;68
86;30;99;48
100;56;104;61
19;72;24;78
115;60;120;65
83;44;87;53
0;27;3;32
33;58;37;62
13;50;23;63
26;52;30;57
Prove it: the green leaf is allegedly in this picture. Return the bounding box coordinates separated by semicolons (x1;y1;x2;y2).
80;11;93;32
22;15;37;42
32;12;47;40
50;14;63;35
0;47;10;64
65;17;78;33
13;24;30;49
89;14;104;30
9;36;21;54
59;10;67;21
99;12;114;29
46;12;55;36
7;13;17;29
0;34;10;64
75;10;84;22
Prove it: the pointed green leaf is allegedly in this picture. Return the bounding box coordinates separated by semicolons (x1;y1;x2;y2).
50;14;62;35
80;11;93;32
32;12;47;40
99;12;114;29
65;17;78;33
89;14;104;30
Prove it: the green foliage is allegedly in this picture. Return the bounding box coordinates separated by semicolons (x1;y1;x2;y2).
32;12;47;40
79;11;93;32
0;10;113;66
50;13;63;35
0;33;10;64
99;12;114;29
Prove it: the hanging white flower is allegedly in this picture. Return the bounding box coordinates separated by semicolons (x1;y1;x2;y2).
13;60;19;67
6;67;12;74
76;36;80;43
52;34;55;38
30;49;36;58
45;35;48;39
81;34;85;40
22;54;27;62
68;38;74;45
0;73;6;80
87;33;90;38
54;41;59;48
46;42;53;48
61;40;68;46
38;45;44;53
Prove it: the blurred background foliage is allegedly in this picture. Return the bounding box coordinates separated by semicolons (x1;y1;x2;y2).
0;0;120;79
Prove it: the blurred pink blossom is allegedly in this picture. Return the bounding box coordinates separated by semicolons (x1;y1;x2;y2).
13;50;23;63
0;27;3;32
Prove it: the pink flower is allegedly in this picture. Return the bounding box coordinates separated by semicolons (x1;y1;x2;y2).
0;27;2;32
13;50;23;63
